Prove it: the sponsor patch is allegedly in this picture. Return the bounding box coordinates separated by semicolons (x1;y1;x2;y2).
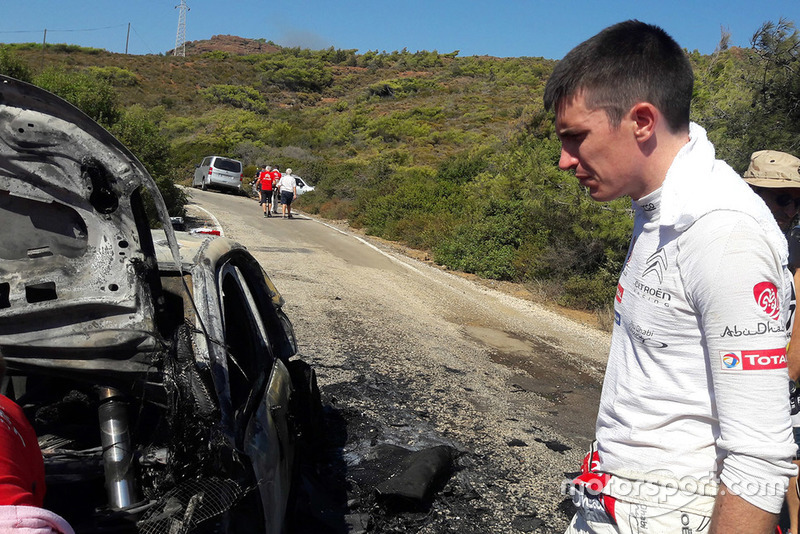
719;348;787;371
753;281;780;320
616;284;624;303
633;280;672;307
628;322;668;348
720;321;785;337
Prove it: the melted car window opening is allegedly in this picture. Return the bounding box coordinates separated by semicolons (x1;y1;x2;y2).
221;272;261;410
219;261;277;390
25;282;57;303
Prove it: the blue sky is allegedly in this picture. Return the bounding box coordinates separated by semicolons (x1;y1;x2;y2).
1;1;798;59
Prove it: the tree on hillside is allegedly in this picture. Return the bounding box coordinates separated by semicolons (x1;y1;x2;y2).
711;19;800;170
749;19;800;148
109;106;186;219
258;55;333;92
34;67;120;127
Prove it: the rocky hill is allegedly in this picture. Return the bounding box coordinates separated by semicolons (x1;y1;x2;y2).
168;34;281;56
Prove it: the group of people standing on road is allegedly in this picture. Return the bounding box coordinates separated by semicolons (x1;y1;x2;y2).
548;20;800;534
256;164;298;219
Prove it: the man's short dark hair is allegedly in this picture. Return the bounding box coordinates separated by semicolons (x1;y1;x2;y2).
543;20;693;133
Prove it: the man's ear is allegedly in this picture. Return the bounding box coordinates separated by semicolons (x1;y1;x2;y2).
630;102;657;143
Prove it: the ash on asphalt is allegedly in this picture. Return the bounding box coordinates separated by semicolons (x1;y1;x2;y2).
288;378;475;534
287;372;569;533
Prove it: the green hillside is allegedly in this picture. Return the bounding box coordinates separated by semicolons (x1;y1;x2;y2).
3;19;799;315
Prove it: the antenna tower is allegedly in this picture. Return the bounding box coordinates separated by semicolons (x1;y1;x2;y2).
174;0;189;57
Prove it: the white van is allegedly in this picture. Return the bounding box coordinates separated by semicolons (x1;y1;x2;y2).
192;156;244;193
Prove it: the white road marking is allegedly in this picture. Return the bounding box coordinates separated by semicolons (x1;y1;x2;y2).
312;217;425;276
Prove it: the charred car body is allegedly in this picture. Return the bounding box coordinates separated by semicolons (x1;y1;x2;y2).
0;75;320;533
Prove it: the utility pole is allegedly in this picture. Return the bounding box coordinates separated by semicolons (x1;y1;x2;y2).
125;23;130;54
174;0;188;57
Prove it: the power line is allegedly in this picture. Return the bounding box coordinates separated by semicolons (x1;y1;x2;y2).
129;25;158;55
0;23;161;55
0;24;129;35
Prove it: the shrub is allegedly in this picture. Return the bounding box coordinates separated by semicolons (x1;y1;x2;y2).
366;77;440;98
34;67;120;126
559;270;618;310
0;46;31;82
258;55;333;91
433;226;518;280
437;151;490;185
200;84;269;114
49;43;104;54
385;212;451;250
364;115;431;143
88;66;138;87
201;50;231;60
318;113;356;146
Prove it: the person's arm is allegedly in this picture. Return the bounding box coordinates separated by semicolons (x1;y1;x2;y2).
709;484;777;534
683;214;797;521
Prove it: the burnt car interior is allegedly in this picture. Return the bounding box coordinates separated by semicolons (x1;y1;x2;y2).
0;75;319;533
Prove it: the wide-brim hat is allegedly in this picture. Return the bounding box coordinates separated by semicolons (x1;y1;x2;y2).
743;150;800;188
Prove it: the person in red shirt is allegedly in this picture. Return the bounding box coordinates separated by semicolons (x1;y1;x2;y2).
270;166;282;214
0;394;45;507
0;358;74;533
258;165;273;217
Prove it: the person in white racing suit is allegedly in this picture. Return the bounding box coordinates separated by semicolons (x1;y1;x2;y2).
543;20;797;534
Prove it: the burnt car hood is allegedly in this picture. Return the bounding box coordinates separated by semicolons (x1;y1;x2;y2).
0;75;182;359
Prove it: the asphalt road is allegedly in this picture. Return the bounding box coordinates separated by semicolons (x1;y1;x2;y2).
185;187;612;533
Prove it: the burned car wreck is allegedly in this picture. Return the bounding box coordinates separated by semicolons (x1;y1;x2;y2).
0;75;321;533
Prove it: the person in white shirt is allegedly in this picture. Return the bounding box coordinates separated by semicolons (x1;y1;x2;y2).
544;20;796;534
278;168;297;219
